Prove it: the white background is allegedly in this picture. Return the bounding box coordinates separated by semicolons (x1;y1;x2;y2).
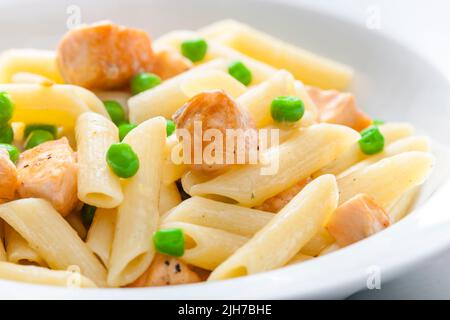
289;0;450;299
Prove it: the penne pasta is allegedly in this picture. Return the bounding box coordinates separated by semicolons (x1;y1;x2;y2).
199;20;353;90
339;136;429;178
314;122;415;177
108;117;166;287
190;124;359;206
86;208;116;267
0;199;107;287
0;261;97;288
0;49;64;83
387;186;420;223
160;222;248;270
76;112;123;208
128;59;229;123
162;196;274;237
4;225;46;266
11;72;55;85
162;134;187;185
0;84;109;129
208;174;338;280
337;152;434;207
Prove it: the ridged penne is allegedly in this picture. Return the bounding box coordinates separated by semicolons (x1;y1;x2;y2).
208;175;338;280
160;222;248;270
76;112;123;208
0;199;107;287
108;117;166;286
190;124;359;206
86;208;116;267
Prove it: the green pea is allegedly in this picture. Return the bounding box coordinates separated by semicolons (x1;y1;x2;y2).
181;38;208;62
228;61;252;86
166;119;176;137
271;96;305;122
81;204;96;228
0;144;20;163
0;124;13;144
0;92;14;125
153;228;185;257
130;72;161;95
103;101;126;126
118;123;137;141
24;124;57;139
24;129;54;150
106;142;139;178
359;126;385;155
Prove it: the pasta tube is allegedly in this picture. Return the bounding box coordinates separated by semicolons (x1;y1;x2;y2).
208;174;338;280
76;112;123;208
190;123;359;206
4;225;46;266
337;151;434;207
0;199;107;287
160;222;248;270
0;49;64;83
108;117;166;287
86;208;116;267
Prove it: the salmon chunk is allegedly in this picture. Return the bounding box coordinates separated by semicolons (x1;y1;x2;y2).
153;46;193;80
57;21;155;90
254;177;311;213
173;90;257;173
326;193;390;247
306;86;372;131
0;149;18;203
128;254;201;287
17;138;78;216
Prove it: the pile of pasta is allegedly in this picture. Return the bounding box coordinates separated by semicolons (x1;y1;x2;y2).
0;20;434;288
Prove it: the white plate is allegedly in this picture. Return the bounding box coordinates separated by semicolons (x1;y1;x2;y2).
1;0;450;299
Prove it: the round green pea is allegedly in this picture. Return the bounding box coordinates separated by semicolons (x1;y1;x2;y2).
359;126;385;155
271;96;305;122
103;100;126;126
118;123;137;141
0;92;14;125
166;119;175;137
0;124;13;144
81;204;96;228
153;228;185;257
228;61;252;86
0;144;20;163
24;124;57;139
106;142;139;178
181;38;208;62
24;129;54;150
130;72;161;95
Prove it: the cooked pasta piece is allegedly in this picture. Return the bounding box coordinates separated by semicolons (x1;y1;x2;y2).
11;72;55;85
4;225;45;266
387;187;419;223
160;222;248;270
162;135;187;185
286;253;314;266
0;261;97;288
86;208;116;267
162;196;274;237
129;59;230;123
0;84;109;129
199;20;353;90
208;174;338;280
76;112;123;208
337;151;434;207
314;122;415;177
108;117;166;287
339;136;429;178
0;49;64;83
0;198;107;287
190;124;359;206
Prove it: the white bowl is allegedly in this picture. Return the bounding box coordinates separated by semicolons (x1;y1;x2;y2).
1;0;450;299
